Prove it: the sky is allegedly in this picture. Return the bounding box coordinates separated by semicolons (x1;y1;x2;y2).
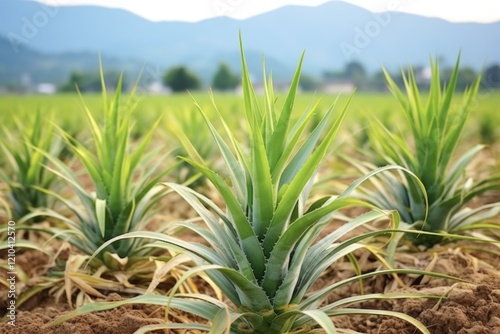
35;0;500;23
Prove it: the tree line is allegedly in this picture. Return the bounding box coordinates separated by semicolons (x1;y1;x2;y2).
59;63;239;93
59;61;500;93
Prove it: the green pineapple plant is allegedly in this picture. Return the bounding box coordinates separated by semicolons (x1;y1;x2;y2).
166;105;219;187
11;70;196;309
50;41;451;334
37;73;176;268
350;56;500;248
0;112;63;221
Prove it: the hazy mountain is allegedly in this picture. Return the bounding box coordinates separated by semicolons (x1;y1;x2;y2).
0;34;291;86
0;35;146;85
1;0;499;85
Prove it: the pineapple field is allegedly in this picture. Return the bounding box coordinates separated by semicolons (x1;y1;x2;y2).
1;48;500;334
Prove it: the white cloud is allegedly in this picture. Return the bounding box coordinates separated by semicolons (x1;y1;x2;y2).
37;0;500;23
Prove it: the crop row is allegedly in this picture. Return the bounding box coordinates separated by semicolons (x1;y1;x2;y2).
1;43;499;333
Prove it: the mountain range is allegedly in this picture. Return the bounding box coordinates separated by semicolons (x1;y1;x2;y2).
1;0;499;86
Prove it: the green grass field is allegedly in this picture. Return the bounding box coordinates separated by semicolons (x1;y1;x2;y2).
1;67;500;334
1;90;499;146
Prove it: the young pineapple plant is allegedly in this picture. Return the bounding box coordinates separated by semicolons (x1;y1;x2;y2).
4;74;207;310
166;106;219;187
41;73;179;267
19;71;198;308
351;57;500;248
0;112;62;222
478;111;499;145
0;113;64;309
52;42;450;334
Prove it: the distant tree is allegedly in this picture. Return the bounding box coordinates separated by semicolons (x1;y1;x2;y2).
457;67;478;90
212;63;239;91
299;74;319;92
369;70;388;91
59;70;123;92
163;66;201;92
385;66;416;89
6;82;24;93
59;71;85;92
323;61;367;88
441;66;478;91
484;64;500;88
344;61;366;87
440;67;453;85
